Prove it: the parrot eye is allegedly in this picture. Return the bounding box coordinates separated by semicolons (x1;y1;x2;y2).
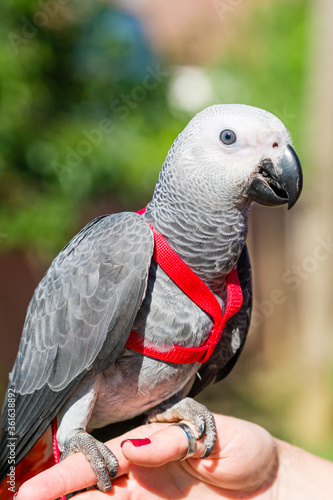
220;129;237;145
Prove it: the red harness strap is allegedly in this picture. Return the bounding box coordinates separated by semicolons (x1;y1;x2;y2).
51;418;61;465
51;418;67;500
125;212;243;364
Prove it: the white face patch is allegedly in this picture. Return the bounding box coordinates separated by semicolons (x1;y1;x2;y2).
199;108;289;156
173;104;292;198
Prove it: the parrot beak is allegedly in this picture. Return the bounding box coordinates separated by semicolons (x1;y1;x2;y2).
244;145;303;209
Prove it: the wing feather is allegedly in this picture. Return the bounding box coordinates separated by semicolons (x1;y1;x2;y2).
0;212;154;478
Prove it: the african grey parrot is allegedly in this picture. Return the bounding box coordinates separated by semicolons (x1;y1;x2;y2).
0;104;302;492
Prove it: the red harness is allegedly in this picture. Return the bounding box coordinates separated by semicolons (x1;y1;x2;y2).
51;210;243;476
125;209;243;364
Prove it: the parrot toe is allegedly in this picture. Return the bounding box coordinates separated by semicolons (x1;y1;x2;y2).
60;432;119;491
149;397;217;458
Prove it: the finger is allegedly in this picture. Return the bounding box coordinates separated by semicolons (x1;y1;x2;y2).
121;423;206;467
16;436;131;500
188;414;278;492
68;476;131;500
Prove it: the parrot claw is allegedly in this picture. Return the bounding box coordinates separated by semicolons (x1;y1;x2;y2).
148;397;217;458
61;432;119;492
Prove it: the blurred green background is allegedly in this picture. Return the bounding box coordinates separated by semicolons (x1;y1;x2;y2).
0;0;332;460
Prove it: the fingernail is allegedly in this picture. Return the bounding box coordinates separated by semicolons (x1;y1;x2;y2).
120;438;151;448
13;492;19;498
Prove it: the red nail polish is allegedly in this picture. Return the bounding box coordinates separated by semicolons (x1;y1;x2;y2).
120;438;151;448
13;492;18;498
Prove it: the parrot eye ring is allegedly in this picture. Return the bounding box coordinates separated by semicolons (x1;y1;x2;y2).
220;129;237;145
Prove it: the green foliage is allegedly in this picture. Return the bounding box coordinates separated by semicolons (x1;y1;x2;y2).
210;0;308;150
0;0;182;259
0;0;308;260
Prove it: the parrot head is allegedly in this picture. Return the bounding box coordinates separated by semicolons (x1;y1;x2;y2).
161;104;302;211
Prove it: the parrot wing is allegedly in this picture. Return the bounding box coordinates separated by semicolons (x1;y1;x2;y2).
189;244;252;397
0;212;154;477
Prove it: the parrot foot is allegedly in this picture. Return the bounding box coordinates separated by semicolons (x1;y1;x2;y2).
60;431;119;492
148;397;217;458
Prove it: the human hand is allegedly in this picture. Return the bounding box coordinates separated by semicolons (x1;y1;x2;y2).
16;414;333;500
